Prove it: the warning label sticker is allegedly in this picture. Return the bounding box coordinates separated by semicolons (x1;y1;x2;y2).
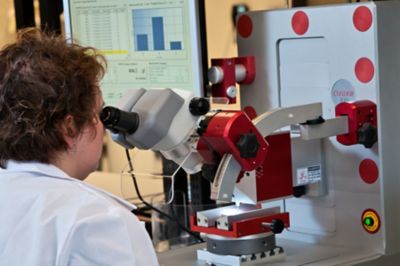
296;165;322;185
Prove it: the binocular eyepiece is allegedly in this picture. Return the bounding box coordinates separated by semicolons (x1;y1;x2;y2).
100;97;209;135
100;106;139;135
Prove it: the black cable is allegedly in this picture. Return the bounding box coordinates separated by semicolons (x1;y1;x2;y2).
125;149;204;243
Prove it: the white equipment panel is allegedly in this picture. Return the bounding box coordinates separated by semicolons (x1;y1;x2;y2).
235;1;400;264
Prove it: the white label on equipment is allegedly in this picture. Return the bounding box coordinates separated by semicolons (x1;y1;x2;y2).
331;79;356;105
297;165;322;185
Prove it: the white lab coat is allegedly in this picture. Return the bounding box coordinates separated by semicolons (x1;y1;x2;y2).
0;161;159;266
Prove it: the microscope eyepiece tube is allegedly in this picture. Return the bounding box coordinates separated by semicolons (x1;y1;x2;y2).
100;106;139;135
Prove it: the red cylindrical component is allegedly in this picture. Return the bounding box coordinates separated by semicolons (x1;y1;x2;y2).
197;111;268;171
335;100;377;146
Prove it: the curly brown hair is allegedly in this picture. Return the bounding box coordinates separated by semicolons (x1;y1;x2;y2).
0;28;106;168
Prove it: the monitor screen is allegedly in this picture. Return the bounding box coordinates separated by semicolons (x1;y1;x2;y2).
63;0;206;105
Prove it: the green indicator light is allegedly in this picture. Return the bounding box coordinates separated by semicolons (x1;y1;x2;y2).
364;217;373;226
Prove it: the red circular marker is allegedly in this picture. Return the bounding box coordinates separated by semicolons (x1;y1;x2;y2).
237;15;253;38
359;159;379;184
355;57;375;83
291;11;309;35
353;6;373;32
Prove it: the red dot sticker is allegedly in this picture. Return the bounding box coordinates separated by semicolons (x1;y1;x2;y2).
291;11;309;35
237;15;253;38
359;159;379;184
353;6;373;32
355;57;375;83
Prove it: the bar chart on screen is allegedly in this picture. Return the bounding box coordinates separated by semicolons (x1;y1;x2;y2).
132;7;184;52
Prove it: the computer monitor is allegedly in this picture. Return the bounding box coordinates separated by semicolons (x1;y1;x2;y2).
63;0;207;105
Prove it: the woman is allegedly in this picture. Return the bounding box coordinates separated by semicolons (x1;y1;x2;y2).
0;28;158;265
